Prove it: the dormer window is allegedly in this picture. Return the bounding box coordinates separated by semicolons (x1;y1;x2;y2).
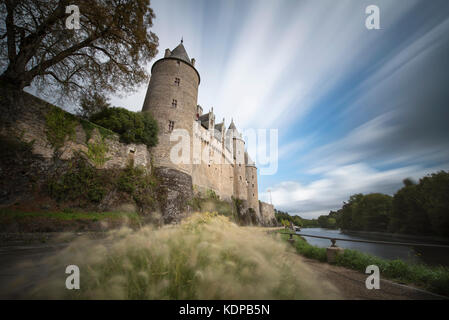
174;78;180;86
172;99;177;108
168;120;175;132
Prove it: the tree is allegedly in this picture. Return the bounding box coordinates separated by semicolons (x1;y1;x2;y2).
419;171;449;237
78;93;110;118
357;193;392;232
0;0;158;100
89;107;158;147
389;179;431;235
337;193;392;232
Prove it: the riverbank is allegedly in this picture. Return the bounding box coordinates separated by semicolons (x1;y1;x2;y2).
296;255;446;299
279;231;449;297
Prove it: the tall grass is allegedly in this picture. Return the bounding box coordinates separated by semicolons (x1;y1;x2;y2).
22;213;340;299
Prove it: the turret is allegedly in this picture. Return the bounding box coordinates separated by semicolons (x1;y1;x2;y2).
142;40;200;175
229;120;247;200
245;152;259;217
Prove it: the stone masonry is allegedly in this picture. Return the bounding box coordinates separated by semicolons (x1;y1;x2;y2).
141;40;276;224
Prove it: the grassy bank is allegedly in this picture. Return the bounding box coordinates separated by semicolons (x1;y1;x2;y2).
17;212;339;299
0;209;142;232
279;231;449;296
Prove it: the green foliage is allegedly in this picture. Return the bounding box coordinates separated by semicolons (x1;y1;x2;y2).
280;232;327;262
275;209;318;228
335;249;449;296
0;209;140;222
206;189;219;200
46;154;158;213
320;171;449;238
280;219;290;228
85;137;110;166
415;172;449;237
117;161;157;211
90;107;158;147
191;195;238;223
340;193;392;232
45;106;78;149
80;119;114;143
47;156;108;203
1;0;158;101
279;231;449;296
78;93;110;119
0;135;35;161
389;181;431;235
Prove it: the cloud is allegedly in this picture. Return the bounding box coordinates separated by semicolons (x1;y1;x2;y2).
102;0;449;219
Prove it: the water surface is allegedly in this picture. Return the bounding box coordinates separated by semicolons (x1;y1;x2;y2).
297;228;449;266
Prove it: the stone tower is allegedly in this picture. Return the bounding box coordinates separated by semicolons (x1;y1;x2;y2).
142;40;200;175
245;152;259;216
229;120;248;200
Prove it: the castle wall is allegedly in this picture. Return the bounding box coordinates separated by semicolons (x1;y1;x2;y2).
191;124;234;200
142;58;199;175
259;201;277;226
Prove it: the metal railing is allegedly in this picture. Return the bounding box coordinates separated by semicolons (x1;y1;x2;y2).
280;231;449;249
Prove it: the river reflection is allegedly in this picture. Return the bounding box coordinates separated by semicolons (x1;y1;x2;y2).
296;228;449;266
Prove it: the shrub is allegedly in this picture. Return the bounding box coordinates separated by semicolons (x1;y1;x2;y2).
0;135;35;161
85;137;110;166
280;233;327;262
90;107;158;147
78;93;110;119
47;156;108;203
117;161;157;211
45;105;78;149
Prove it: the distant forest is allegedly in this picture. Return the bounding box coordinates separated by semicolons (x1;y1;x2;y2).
275;171;449;238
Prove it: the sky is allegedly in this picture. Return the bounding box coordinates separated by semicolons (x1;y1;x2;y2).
109;0;449;219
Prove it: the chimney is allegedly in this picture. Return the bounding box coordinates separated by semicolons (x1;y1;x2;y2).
164;49;171;58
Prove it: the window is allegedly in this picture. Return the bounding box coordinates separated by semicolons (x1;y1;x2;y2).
174;77;180;86
176;60;180;66
168;120;175;132
252;184;254;187
172;99;177;108
239;176;242;180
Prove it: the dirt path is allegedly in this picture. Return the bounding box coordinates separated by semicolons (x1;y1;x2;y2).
298;255;446;300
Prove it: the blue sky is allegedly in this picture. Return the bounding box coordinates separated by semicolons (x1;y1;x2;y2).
110;0;449;219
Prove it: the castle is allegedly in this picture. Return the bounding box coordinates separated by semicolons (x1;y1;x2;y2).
142;40;274;223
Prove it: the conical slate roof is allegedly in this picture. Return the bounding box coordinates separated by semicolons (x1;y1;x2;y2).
228;119;237;130
169;42;190;64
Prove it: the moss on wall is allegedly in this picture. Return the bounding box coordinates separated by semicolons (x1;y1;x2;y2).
45;105;77;149
85;137;110;166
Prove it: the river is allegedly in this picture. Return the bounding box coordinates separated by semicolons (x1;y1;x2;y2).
297;228;449;267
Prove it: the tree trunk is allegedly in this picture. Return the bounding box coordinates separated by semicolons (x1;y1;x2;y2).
0;68;32;90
